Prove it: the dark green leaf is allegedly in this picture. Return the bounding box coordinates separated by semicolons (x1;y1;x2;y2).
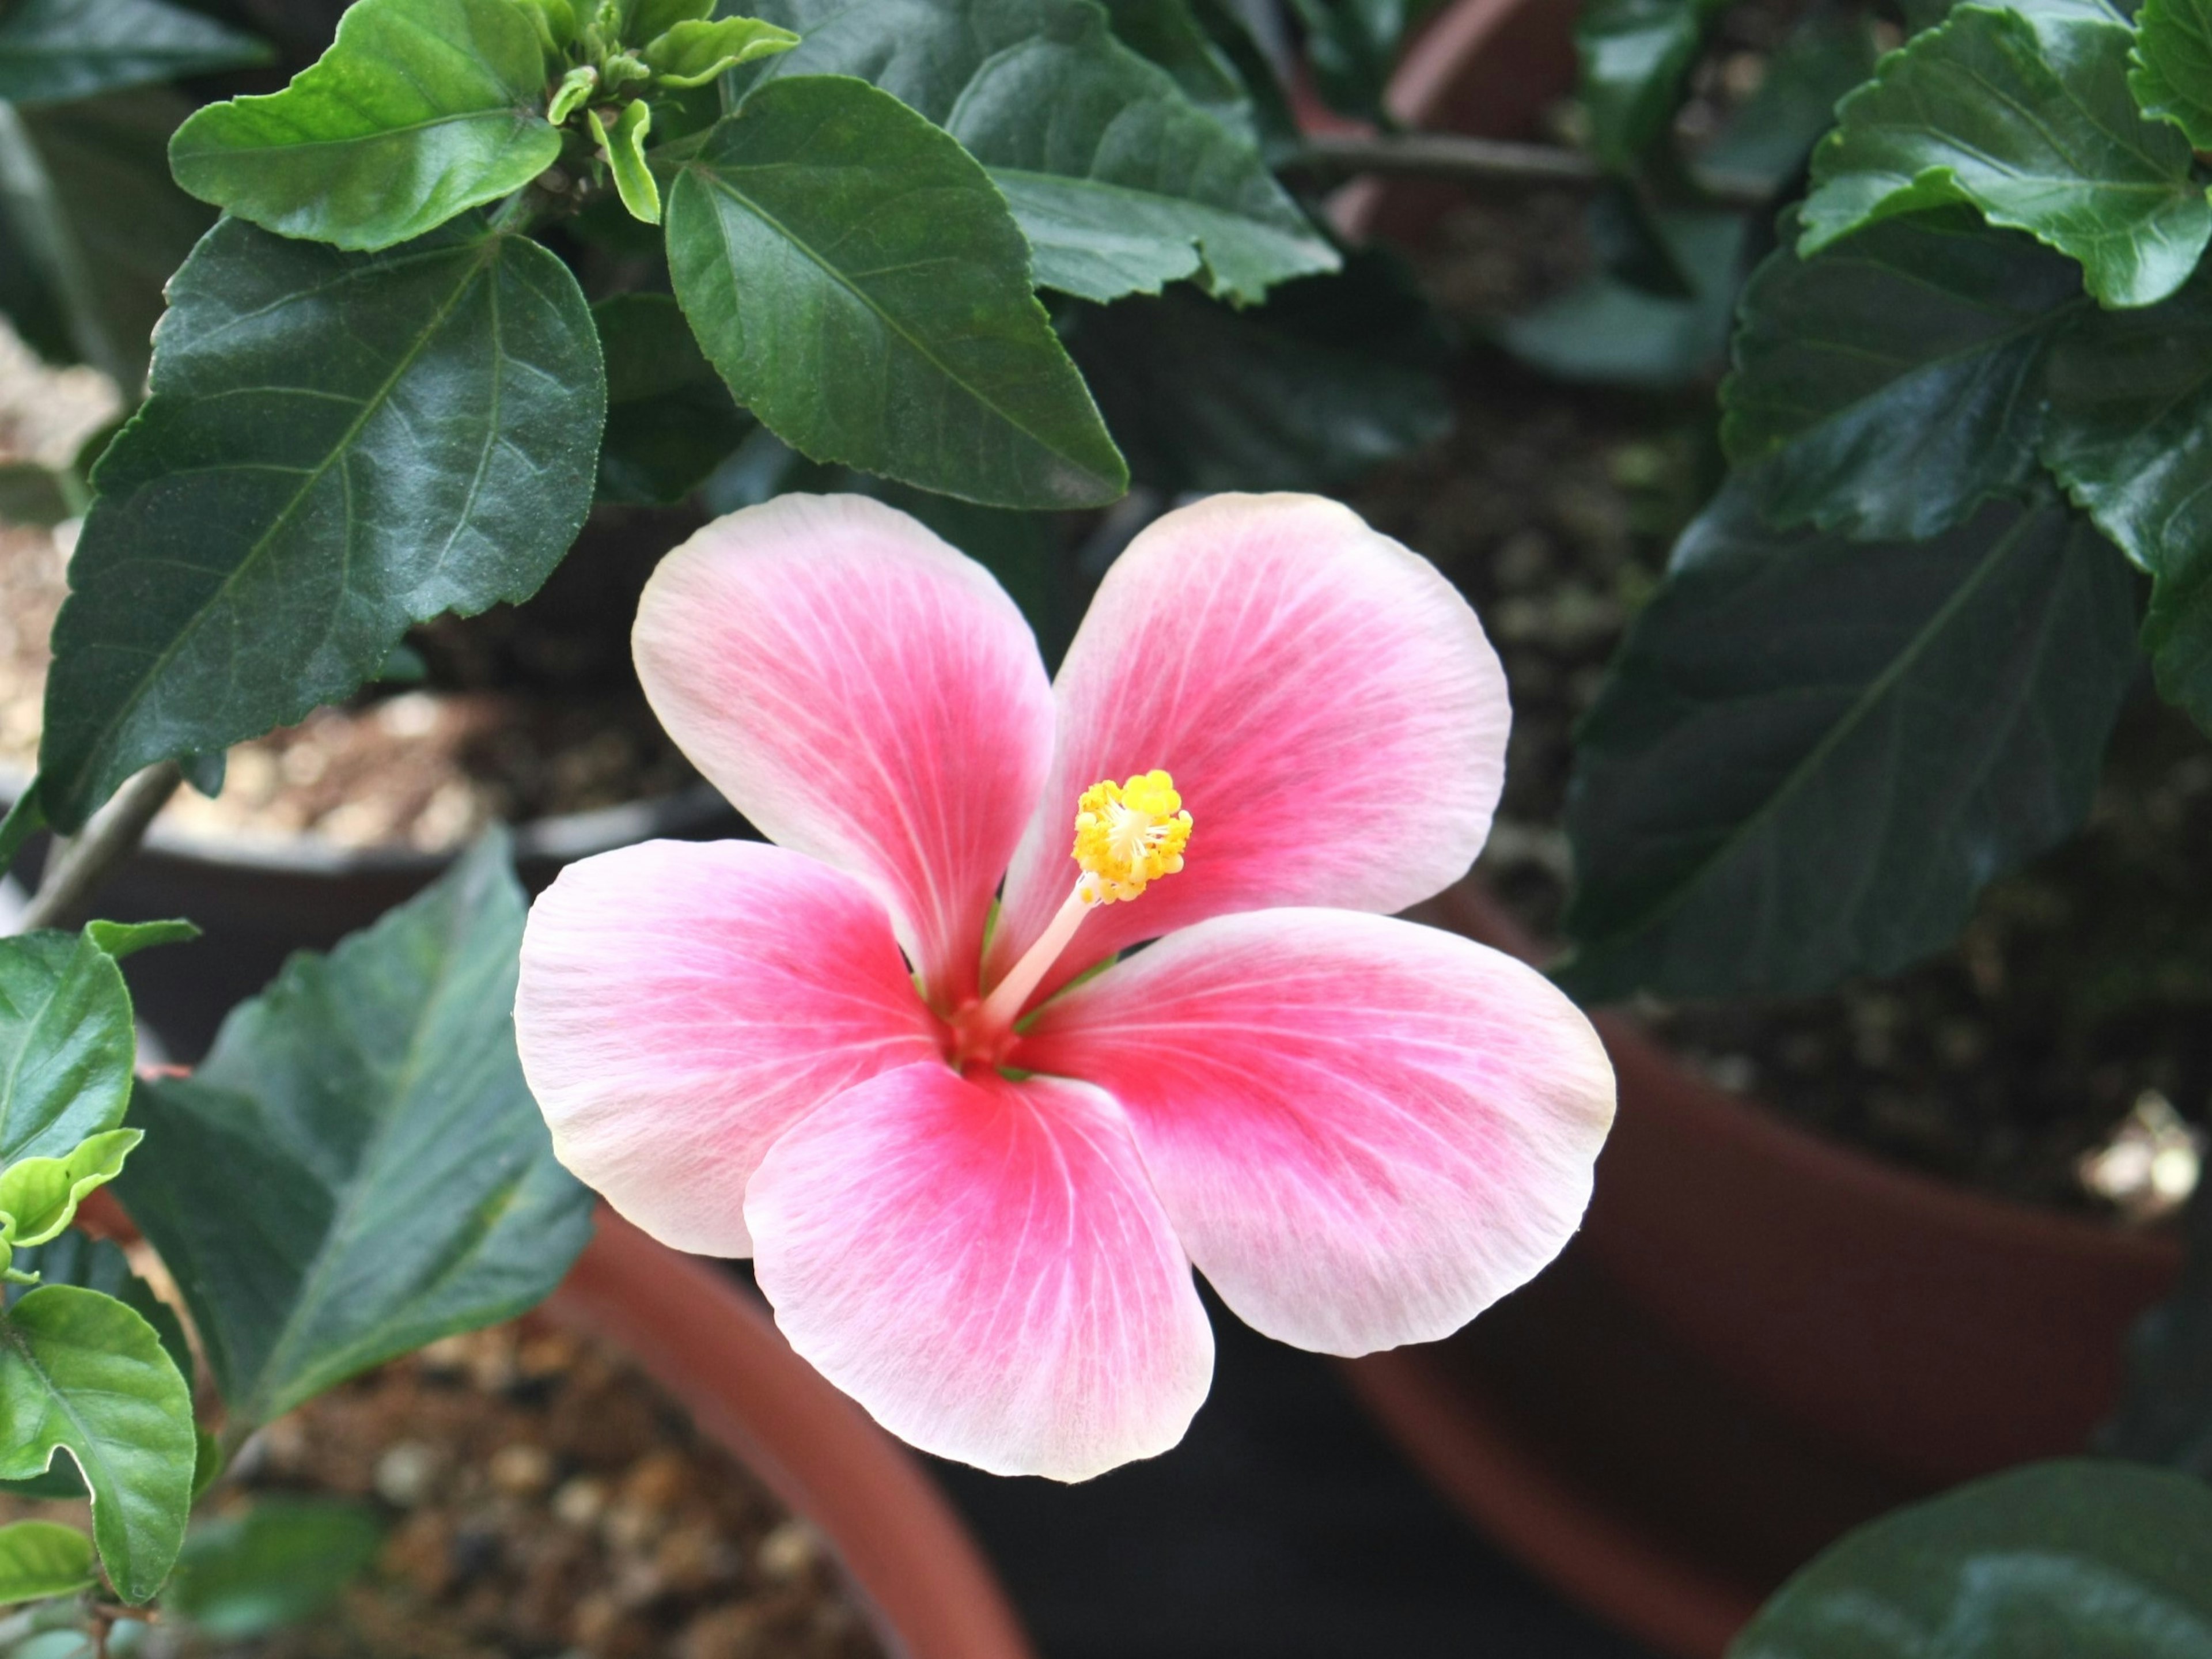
0;927;141;1168
1729;1461;2212;1658
2102;1175;2212;1473
1560;486;2142;1001
1801;2;2209;308
168;0;565;251
1098;0;1262;147
1284;0;1436;122
641;14;794;85
593;293;752;505
38;216;604;833
0;92;214;388
0;1285;195;1602
2043;272;2212;727
737;0;1335;305
1723;208;2086;538
1700;9;1878;192
2131;0;2212;149
0;1521;94;1607
589;99;658;224
0;787;42;881
169;1499;382;1638
0;0;267;104
1577;0;1725;171
666;74;1126;509
115;835;594;1429
1503;203;1745;388
1065;247;1450;491
0;463;74;528
7;1230;192;1384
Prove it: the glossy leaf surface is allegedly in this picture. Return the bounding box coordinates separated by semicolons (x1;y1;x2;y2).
0;1286;195;1603
666;74;1125;509
642;14;795;85
0;1128;141;1249
0;1521;93;1606
168;0;563;250
39;217;603;832
1801;2;2210;308
1725;209;2086;538
116;836;594;1429
1562;487;2142;1001
2131;0;2212;148
738;0;1334;304
0;929;138;1169
0;0;266;105
1730;1461;2212;1658
6;1230;191;1384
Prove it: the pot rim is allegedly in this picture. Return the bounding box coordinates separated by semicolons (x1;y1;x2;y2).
0;762;733;876
548;1208;1036;1659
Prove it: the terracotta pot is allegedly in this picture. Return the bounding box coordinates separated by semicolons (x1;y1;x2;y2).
550;1210;1034;1659
1327;6;2182;1643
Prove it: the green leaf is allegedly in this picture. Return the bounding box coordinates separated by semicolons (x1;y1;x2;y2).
0;1130;142;1250
169;1499;383;1638
0;1286;195;1603
1801;2;2210;309
546;62;596;124
7;1230;192;1385
2102;1177;2212;1474
1502;203;1745;388
0;0;268;104
0;788;43;882
2041;270;2212;727
2131;0;2212;149
0;463;73;528
1577;0;1726;171
588;99;658;222
82;920;198;961
114;835;594;1429
0;92;215;388
594;293;752;505
0;1521;94;1607
167;0;565;251
1700;9;1878;192
1098;0;1263;148
37;216;604;834
1283;0;1435;121
1724;208;2086;538
737;0;1336;305
666;74;1126;509
627;0;709;42
1559;486;2143;1002
0;928;143;1168
513;0;577;60
642;14;795;85
1065;247;1450;491
1729;1461;2212;1658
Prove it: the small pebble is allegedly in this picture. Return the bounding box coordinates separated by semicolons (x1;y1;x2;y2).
374;1440;445;1508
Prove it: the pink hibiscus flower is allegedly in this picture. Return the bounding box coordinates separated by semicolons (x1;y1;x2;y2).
514;491;1615;1481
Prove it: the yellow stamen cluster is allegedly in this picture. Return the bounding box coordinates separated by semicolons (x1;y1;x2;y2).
1072;770;1192;904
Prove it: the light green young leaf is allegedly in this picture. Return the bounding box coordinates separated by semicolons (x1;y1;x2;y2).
643;15;796;86
1724;207;2086;539
513;0;577;60
0;0;268;105
37;216;605;833
168;0;565;251
0;1521;94;1607
0;1286;196;1603
2131;0;2212;149
1801;2;2210;308
547;63;597;123
737;0;1336;305
1730;1461;2212;1658
0;1129;142;1250
588;100;659;223
594;293;752;504
115;835;594;1429
82;920;199;961
0;928;146;1169
169;1499;382;1638
1560;485;2142;1002
666;74;1126;509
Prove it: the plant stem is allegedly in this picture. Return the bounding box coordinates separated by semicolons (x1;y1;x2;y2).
16;762;183;933
1288;130;1774;210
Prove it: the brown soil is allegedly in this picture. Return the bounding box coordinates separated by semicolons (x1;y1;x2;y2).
1357;200;2211;1219
3;1319;885;1659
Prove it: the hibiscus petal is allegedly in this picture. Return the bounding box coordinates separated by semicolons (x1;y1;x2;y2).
634;494;1055;1006
746;1062;1214;1480
1017;908;1615;1356
987;493;1508;997
516;839;942;1257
